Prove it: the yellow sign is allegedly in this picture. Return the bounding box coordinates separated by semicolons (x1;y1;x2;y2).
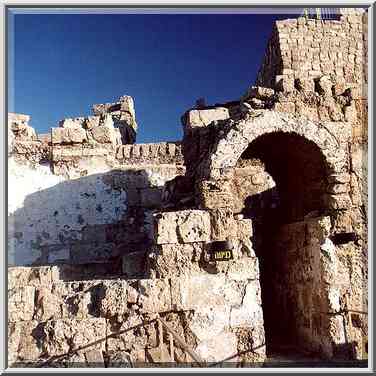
212;250;233;261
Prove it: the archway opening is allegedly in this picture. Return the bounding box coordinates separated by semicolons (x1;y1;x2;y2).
234;132;330;359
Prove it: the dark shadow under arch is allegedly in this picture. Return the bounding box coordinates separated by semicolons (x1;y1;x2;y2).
238;131;331;359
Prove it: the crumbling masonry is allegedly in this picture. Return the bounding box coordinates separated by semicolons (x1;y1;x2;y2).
8;10;368;367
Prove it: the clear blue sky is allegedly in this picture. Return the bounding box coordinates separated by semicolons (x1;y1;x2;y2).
8;11;302;143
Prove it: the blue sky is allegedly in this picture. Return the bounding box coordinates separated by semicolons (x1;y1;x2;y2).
8;10;302;143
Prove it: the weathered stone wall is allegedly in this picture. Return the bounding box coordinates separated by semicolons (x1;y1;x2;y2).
262;217;361;358
8;110;184;272
115;142;183;166
255;11;367;91
8;264;263;367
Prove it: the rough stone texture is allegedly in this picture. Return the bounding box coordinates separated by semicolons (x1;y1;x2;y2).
255;12;367;91
154;210;211;244
9;113;37;141
182;107;230;133
116;142;183;165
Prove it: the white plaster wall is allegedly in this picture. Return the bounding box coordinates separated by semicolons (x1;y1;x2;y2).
8;157;127;266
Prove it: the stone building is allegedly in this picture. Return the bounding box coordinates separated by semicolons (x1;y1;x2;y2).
7;9;368;367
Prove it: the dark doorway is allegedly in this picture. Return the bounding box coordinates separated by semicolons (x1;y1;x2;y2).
236;132;329;359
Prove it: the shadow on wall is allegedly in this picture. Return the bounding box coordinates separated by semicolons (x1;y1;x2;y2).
8;164;165;280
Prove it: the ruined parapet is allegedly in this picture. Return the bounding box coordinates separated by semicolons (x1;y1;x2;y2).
8;113;50;163
9;113;36;141
92;95;137;144
51;114;120;178
180;103;238;178
115;142;183;166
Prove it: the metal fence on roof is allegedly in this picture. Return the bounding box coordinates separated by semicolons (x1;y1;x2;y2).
302;8;342;20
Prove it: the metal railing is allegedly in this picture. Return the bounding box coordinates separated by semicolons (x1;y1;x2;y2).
156;315;205;366
302;8;342;20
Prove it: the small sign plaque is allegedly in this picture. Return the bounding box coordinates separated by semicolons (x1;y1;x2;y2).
211;249;234;261
209;240;234;262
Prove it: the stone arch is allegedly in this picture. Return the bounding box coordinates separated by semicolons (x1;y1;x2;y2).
201;110;349;182
196;110;352;359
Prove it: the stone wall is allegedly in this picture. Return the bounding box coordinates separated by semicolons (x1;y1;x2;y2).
262;216;363;358
8;110;184;271
9;206;265;366
255;11;367;92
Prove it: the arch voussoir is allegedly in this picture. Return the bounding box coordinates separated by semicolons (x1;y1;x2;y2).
202;111;347;179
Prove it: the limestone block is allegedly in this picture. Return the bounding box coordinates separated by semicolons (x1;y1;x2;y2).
328;173;351;184
84;349;105;366
154;210;211;244
295;77;315;92
10;320;43;362
8;322;20;365
131;144;141;157
244;86;275;100
54;145;83;159
195;330;238;363
325;193;353;210
99;280;128;318
50;280;108;319
106;311;146;352
327;183;349;194
34;286;62;321
107;351;132;367
148;243;203;278
8;286;35;322
273;101;296;114
197;179;234;210
51;127;87;144
84;115;101;129
91;125;116;144
275;75;294;92
8;266;54;290
248;98;265;109
229;280;263;328
170;275;227;311
127;284;140;304
8;112;30;124
344;103;357;123
316;75;333;96
11;123;37;141
138;279;172;313
226;257;259;280
236;218;253;239
63;291;93;320
42;318;106;356
189;305;231;343
210;208;237;241
92;103;114;116
295;101;319;121
59;117;85;128
331;211;354;233
184;107;230;131
119;95;136;119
